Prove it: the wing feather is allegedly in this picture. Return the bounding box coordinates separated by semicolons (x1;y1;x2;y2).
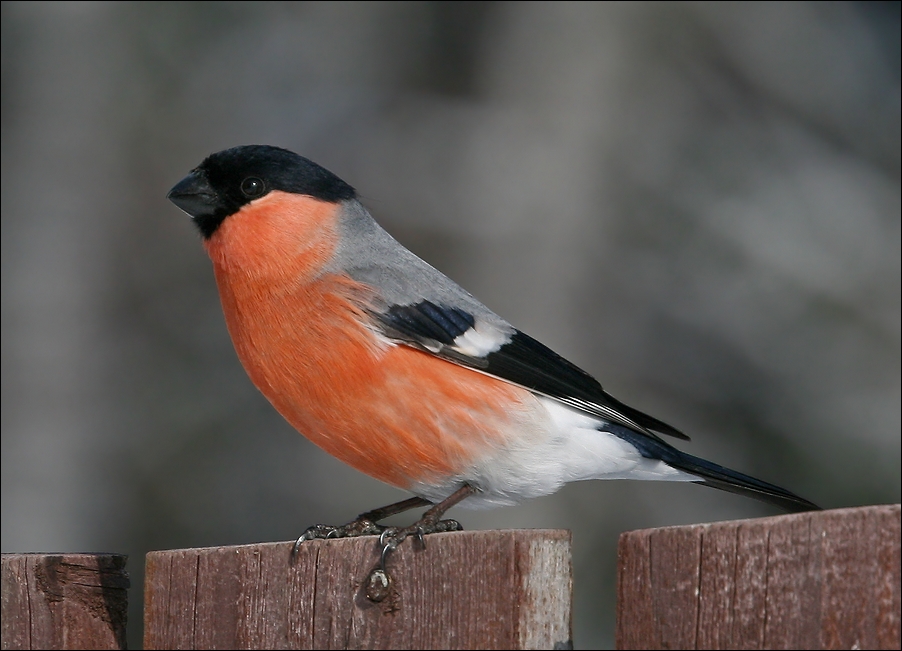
374;300;689;441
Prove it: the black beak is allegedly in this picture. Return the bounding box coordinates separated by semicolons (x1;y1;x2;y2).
167;171;220;220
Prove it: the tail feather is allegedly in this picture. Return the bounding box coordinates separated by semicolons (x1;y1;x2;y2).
672;451;820;513
604;392;691;441
605;423;820;513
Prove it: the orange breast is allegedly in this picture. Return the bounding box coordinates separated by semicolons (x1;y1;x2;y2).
203;192;527;489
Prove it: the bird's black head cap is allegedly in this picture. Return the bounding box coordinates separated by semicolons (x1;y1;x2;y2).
168;145;356;239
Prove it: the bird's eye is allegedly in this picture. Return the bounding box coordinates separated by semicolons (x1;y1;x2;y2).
241;177;265;197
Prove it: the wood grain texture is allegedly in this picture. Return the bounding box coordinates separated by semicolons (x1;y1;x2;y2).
616;504;901;650
1;553;129;650
144;529;572;650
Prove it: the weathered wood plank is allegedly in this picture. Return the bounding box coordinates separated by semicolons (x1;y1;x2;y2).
616;504;901;650
1;553;129;650
144;529;572;650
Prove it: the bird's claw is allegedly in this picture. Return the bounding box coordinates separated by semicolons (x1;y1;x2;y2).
376;518;464;568
378;526;399;549
367;518;462;602
292;519;386;555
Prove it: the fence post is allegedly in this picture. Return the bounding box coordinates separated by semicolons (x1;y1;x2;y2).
144;529;572;650
1;553;129;650
616;504;901;650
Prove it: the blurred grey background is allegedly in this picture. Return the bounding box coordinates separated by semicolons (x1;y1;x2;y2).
2;2;900;648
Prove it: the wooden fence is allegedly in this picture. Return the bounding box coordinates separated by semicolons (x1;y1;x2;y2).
1;553;128;650
143;529;572;649
616;504;900;650
1;505;899;650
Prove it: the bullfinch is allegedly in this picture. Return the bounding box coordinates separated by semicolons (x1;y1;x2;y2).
167;145;819;553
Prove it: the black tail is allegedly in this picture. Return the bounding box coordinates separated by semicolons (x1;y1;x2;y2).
606;424;820;513
668;449;820;513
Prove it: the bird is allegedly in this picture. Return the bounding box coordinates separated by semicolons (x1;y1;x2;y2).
167;144;819;554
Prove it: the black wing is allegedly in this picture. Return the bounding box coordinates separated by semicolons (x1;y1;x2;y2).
375;300;689;442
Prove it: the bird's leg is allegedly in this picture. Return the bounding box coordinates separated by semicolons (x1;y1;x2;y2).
293;496;430;553
378;483;477;559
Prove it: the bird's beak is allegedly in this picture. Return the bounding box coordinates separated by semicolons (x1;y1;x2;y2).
167;171;219;220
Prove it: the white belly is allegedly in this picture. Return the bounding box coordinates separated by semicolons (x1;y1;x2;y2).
411;396;696;509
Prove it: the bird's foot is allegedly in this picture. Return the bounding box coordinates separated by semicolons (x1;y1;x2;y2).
292;486;476;602
375;493;471;571
365;516;464;602
378;516;464;557
293;518;387;554
292;496;434;555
